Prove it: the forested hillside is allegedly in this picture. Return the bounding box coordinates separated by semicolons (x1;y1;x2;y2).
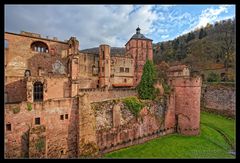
153;18;235;81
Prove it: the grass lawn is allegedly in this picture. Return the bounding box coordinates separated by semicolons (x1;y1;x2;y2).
104;111;236;158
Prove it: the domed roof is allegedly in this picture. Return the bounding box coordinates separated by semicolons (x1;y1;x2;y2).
130;27;152;41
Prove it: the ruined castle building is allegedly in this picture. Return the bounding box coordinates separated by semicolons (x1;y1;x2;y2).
4;27;152;103
125;27;153;86
4;29;201;158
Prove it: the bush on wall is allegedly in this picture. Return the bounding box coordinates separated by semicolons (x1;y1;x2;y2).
123;97;144;117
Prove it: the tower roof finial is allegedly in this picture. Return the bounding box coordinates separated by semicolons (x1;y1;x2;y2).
136;26;141;34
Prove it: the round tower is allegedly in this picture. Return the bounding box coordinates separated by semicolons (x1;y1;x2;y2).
171;76;202;135
99;44;111;89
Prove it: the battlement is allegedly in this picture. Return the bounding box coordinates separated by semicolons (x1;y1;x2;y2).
169;76;202;87
20;31;41;38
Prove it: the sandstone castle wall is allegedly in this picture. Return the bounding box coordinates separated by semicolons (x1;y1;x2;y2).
201;84;235;118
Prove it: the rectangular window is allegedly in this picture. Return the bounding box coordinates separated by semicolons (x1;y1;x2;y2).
35;117;40;125
102;50;105;60
65;114;68;119
6;123;11;131
125;68;129;73
120;67;124;73
102;67;104;72
84;55;86;62
124;79;127;83
60;115;64;120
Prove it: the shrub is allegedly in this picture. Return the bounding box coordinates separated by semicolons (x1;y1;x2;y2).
35;138;45;152
26;103;32;111
162;82;171;94
123;97;144;117
12;107;20;114
207;72;221;82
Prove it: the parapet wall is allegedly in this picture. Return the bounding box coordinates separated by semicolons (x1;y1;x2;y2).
79;88;137;102
92;99;174;154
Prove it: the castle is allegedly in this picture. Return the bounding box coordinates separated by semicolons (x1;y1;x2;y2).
4;27;201;158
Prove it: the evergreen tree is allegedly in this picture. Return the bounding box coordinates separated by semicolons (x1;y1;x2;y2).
199;28;207;39
137;60;157;100
186;32;195;42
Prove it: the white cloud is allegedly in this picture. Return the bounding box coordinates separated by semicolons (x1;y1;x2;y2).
5;5;158;49
196;5;229;29
179;5;231;36
161;35;169;39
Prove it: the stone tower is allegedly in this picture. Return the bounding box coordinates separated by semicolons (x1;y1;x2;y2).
125;27;153;87
99;44;111;89
68;37;80;96
171;76;202;135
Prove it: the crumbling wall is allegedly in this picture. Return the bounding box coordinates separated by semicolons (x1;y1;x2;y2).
92;98;172;154
5;76;27;103
29;125;46;158
5;32;69;77
78;94;98;157
4;98;78;158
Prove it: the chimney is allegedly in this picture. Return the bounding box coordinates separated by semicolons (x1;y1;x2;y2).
53;37;58;41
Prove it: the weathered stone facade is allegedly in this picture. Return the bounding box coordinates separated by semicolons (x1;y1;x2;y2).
4;28;202;158
201;84;235;118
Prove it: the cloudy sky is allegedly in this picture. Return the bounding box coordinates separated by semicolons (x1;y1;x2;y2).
5;5;235;49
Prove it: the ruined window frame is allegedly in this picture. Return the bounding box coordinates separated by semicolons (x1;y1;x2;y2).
31;41;49;53
24;69;31;77
120;67;124;73
6;123;11;131
60;115;64;120
65;114;68;119
33;82;43;102
125;68;130;73
35;117;41;125
102;50;105;60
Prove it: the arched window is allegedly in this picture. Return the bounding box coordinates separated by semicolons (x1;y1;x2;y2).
33;82;43;101
31;41;49;53
24;70;31;77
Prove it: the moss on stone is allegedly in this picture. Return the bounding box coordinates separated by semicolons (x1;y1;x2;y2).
35;137;45;152
12;107;20;114
26;103;32;111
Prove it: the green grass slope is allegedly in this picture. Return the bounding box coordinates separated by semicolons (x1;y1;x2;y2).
104;111;235;158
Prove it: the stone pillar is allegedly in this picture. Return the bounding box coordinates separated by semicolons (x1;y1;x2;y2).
26;79;33;103
164;92;176;129
113;103;121;128
78;94;98;157
71;83;78;97
29;125;46;158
